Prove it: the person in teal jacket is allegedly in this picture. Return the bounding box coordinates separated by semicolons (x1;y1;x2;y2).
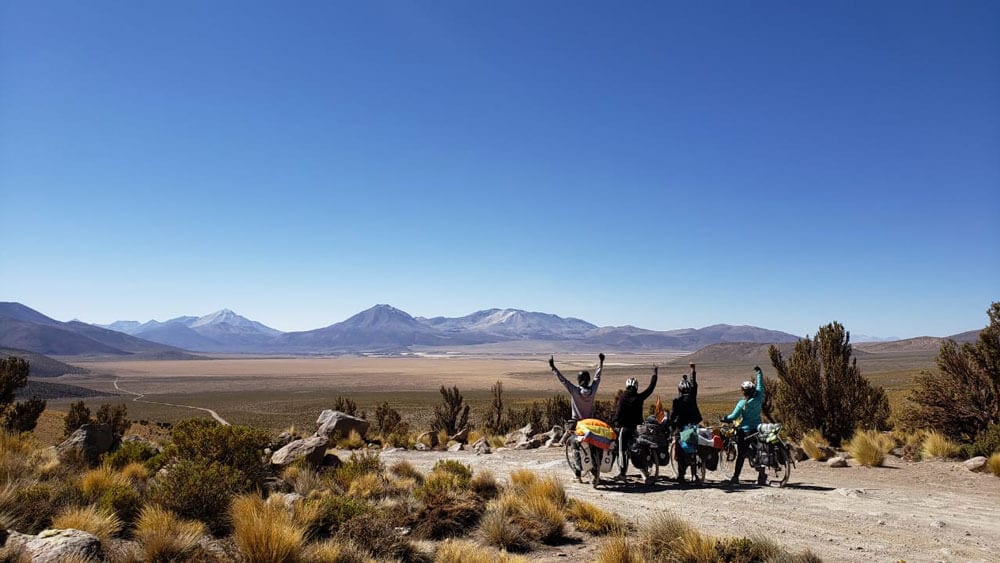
721;366;765;485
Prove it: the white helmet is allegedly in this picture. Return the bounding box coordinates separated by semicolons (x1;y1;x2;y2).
625;377;639;392
740;380;755;394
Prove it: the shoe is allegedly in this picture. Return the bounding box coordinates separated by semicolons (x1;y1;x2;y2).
757;474;767;485
728;476;740;485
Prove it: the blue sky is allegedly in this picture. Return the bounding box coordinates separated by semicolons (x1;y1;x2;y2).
1;2;997;338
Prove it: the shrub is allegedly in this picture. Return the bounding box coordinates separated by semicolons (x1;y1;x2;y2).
543;394;572;430
134;505;206;563
300;493;374;539
905;302;1000;443
988;453;1000;477
483;381;509;435
435;539;530;563
167;418;271;489
416;471;465;500
99;483;143;526
566;499;625;535
332;396;359;416
432;386;470;436
334;512;424;562
518;495;565;544
95;403;130;437
901;430;928;461
119;462;150;485
347;473;390;500
283;465;324;496
148;459;248;533
595;535;641;563
64;401;92;437
230;494;305;563
431;459;472;483
967;423;1000;458
51;505;122;544
373;402;403;436
637;512;691;560
768;322;890;446
411;487;484;540
104;440;159;470
9;483;55;533
847;430;889;467
715;535;784;563
800;430;831;461
332;449;383;491
0;357;45;433
922;431;962;459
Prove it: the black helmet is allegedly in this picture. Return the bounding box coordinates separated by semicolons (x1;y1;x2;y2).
577;370;591;388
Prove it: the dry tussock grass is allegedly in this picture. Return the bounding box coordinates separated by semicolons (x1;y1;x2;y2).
517;495;565;543
79;466;124;501
847;430;888;467
480;499;530;552
301;538;372;563
285;465;326;496
134;505;206;562
922;431;962;459
988;453;1000;477
389;460;424;484
120;462;150;484
566;499;625;535
337;430;366;450
434;539;529;563
637;512;693;560
51;504;122;544
231;493;306;562
347;473;390;500
594;535;641;563
469;469;500;500
800;430;831;461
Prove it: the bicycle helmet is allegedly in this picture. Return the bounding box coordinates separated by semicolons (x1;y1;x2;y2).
740;380;755;396
678;376;693;393
577;370;591;388
625;377;639;393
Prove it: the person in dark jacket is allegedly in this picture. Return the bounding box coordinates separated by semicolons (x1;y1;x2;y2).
670;362;702;428
613;366;658;479
671;363;703;483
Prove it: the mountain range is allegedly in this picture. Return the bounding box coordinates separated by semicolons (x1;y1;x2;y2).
0;301;979;359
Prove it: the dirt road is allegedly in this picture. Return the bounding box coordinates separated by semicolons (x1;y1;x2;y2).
113;379;230;425
380;446;1000;562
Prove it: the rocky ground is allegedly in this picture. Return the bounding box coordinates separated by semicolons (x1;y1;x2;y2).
380;446;1000;563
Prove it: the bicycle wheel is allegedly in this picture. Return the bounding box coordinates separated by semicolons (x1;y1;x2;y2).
691;454;706;484
768;445;791;488
717;440;739;480
565;440;583;482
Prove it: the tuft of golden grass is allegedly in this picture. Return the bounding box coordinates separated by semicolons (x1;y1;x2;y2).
488;435;507;449
347;473;389;500
800;430;831;461
51;504;123;544
922;431;962;459
594;535;642;563
480;498;530;552
337;430;366;450
518;495;566;543
79;466;124;501
434;539;531;563
389;460;424;484
301;538;371;563
566;499;625;535
507;469;537;490
847;430;887;467
637;512;692;559
988;453;1000;477
231;494;306;563
120;462;150;484
469;469;500;500
134;505;207;562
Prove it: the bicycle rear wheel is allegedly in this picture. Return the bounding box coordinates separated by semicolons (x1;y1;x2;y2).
768;445;791;488
565;440;583;482
717;440;739;480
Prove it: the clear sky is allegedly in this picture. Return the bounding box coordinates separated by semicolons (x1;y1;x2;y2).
1;2;998;338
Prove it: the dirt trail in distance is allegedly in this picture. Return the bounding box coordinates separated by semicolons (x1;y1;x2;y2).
113;378;230;425
380;446;1000;563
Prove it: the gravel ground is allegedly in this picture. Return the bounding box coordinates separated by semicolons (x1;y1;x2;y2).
380;446;1000;563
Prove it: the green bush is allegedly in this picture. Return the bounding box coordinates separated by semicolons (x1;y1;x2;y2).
302;494;375;539
104;441;159;470
100;483;143;526
430;460;472;483
95;403;130;437
64;401;92;437
149;459;249;533
334;511;424;562
168;418;271;489
332;449;384;491
966;423;1000;458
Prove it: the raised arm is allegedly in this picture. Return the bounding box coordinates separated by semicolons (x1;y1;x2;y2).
550;356;575;393
638;366;658;400
754;366;764;395
689;362;698;397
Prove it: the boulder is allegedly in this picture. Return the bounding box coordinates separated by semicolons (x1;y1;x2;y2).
316;410;370;440
5;529;102;563
270;431;299;451
514;436;543;450
56;424;114;466
472;437;491;455
270;435;329;467
414;442;429;451
963;456;988;472
449;427;469;444
789;443;809;462
447;442;464;452
504;423;535;446
417;431;439;448
827;456;849;468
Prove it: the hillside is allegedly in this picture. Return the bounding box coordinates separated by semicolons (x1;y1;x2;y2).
0;348;89;377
